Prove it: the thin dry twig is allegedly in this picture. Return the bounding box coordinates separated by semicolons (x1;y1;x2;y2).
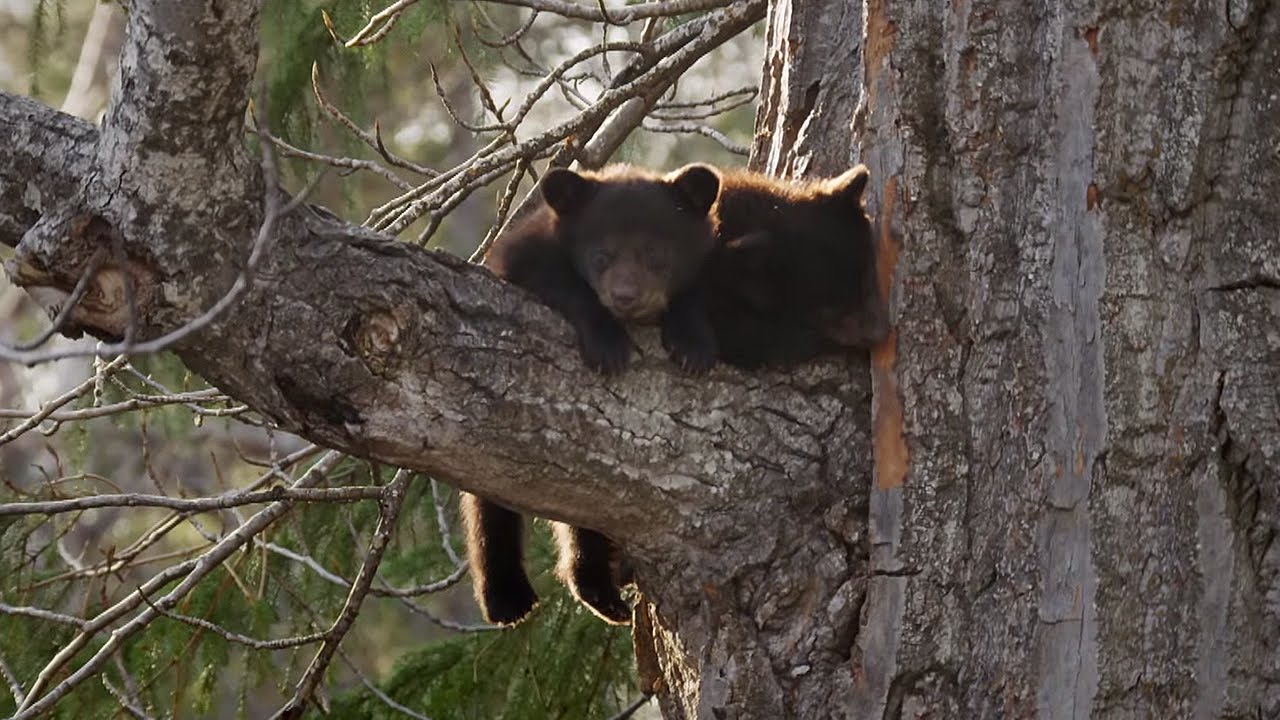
101;675;155;720
335;645;433;720
141;594;331;650
0;354;127;446
0;388;235;422
272;469;414;718
8;247;107;351
479;0;733;24
0;651;25;707
369;2;763;236
428;477;465;566
344;0;421;46
0;485;385;517
11;451;344;718
0;603;87;628
310;65;440;178
255;128;415;191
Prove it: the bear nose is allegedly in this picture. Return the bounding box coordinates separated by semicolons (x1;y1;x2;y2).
611;287;641;311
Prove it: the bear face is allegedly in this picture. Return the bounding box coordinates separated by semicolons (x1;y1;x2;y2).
483;163;721;374
542;164;721;323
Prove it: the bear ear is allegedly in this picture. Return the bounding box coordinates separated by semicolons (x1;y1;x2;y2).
667;164;721;216
825;165;870;206
542;169;597;215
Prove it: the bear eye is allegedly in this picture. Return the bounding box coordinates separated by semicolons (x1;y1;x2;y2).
591;249;612;272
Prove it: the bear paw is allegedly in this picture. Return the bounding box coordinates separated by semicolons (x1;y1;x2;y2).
480;578;540;626
662;320;718;374
579;320;632;375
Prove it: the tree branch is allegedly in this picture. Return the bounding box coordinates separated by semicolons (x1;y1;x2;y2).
1;79;844;544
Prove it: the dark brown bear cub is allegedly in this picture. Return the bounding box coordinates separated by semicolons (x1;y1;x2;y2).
467;163;721;626
482;163;722;373
706;165;889;368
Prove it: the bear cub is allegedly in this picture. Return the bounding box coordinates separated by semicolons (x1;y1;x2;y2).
482;163;723;374
467;163;722;626
707;165;890;369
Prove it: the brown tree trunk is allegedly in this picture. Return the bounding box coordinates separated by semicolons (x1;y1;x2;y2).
730;0;1280;718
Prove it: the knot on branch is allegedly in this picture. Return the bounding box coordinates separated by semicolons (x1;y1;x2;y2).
340;304;411;375
4;214;155;341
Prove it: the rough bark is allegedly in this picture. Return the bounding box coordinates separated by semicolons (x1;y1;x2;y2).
637;2;877;719
851;0;1280;718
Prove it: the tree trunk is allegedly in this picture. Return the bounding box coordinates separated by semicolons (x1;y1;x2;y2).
832;0;1277;717
635;2;878;718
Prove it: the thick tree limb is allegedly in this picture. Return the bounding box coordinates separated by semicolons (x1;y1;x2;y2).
0;93;98;249
0;0;816;547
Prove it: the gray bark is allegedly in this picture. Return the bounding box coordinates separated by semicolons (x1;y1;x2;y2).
845;0;1280;718
3;0;1278;718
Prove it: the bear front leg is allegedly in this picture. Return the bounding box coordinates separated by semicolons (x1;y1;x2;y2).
660;289;718;373
552;523;631;624
461;494;539;625
573;304;633;375
519;270;633;374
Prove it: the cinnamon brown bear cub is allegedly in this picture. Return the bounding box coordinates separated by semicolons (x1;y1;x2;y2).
706;165;889;368
467;163;721;626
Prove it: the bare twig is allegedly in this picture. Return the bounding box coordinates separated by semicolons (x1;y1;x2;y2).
273;469;414;718
258;537;467;598
395;595;496;633
472;5;538;48
344;0;422;46
370;564;468;598
478;0;733;23
12;451;344;717
0;651;24;707
141;594;330;650
428;478;464;566
336;645;433;720
369;1;764;236
108;653;148;720
311;65;439;178
255;129;415;191
641;119;749;155
8;247;106;351
0;485;385;517
607;693;654;720
468;156;531;262
0;603;86;628
0;354;127;446
102;675;155;720
0;388;236;422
